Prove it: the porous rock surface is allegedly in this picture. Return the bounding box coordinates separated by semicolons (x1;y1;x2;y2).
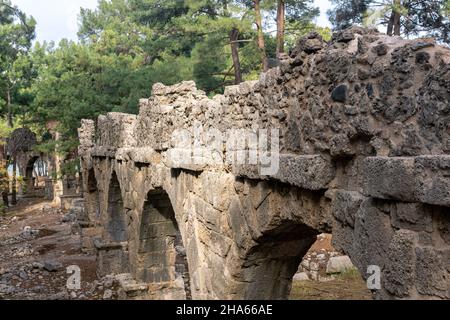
78;27;450;300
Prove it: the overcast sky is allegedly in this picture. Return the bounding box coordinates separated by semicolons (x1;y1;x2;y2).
11;0;333;44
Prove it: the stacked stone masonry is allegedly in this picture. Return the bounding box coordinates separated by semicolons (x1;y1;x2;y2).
78;27;450;300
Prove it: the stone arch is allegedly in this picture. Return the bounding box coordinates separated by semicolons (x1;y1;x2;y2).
24;156;49;178
232;179;331;300
95;169;130;277
106;171;128;243
25;156;39;178
134;188;191;300
23;155;48;196
241;223;319;300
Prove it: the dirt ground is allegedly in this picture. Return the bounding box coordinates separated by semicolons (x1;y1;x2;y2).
0;199;115;300
1;198;372;300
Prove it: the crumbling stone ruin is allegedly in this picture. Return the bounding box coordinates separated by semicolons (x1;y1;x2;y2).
6;128;54;201
78;27;450;300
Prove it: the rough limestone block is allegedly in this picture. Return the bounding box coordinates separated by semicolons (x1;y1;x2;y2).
331;221;354;258
415;156;450;207
152;81;197;96
329;190;366;228
352;199;395;272
96;245;130;277
94;147;119;159
437;211;450;245
326;256;355;274
165;148;209;172
115;147;161;165
78;119;96;156
190;194;222;233
275;155;335;190
415;247;449;299
391;203;433;233
199;172;234;212
383;230;416;297
362;157;416;202
138;238;168;254
96;113;137;148
363;156;450;207
234;154;335;191
293;272;310;281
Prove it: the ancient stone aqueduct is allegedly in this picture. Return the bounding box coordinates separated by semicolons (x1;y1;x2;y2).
76;28;450;300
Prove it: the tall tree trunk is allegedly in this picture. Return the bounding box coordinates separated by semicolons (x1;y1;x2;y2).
11;159;17;206
6;86;16;205
254;0;269;72
393;0;401;36
387;11;395;36
276;0;285;58
6;86;13;128
230;28;243;84
393;13;401;35
387;0;402;36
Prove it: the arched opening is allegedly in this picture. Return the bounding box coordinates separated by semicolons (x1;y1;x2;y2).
136;189;191;300
231;179;373;300
86;168;100;222
23;156;48;197
61;158;82;196
242;222;319;300
290;234;372;300
95;171;129;277
25;157;37;193
106;172;127;243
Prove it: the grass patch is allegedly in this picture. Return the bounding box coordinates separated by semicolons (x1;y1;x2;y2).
290;269;373;301
337;267;362;281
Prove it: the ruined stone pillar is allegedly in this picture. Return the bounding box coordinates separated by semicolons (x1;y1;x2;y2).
52;132;64;207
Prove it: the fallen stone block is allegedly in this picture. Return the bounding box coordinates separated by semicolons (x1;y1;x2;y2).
326;256;355;274
293;272;310;281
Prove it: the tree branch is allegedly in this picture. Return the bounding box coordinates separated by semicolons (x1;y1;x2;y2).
0;2;34;35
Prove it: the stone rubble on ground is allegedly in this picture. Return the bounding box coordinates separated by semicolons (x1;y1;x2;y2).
22;226;40;239
0;200;118;301
295;234;356;282
43;261;63;272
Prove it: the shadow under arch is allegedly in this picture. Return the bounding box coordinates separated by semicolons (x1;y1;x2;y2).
96;170;130;277
135;188;191;300
241;222;319;300
25;156;40;179
85;168;100;222
106;171;128;243
23;155;48;197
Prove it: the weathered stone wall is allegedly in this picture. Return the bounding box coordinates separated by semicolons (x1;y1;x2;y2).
78;27;450;300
